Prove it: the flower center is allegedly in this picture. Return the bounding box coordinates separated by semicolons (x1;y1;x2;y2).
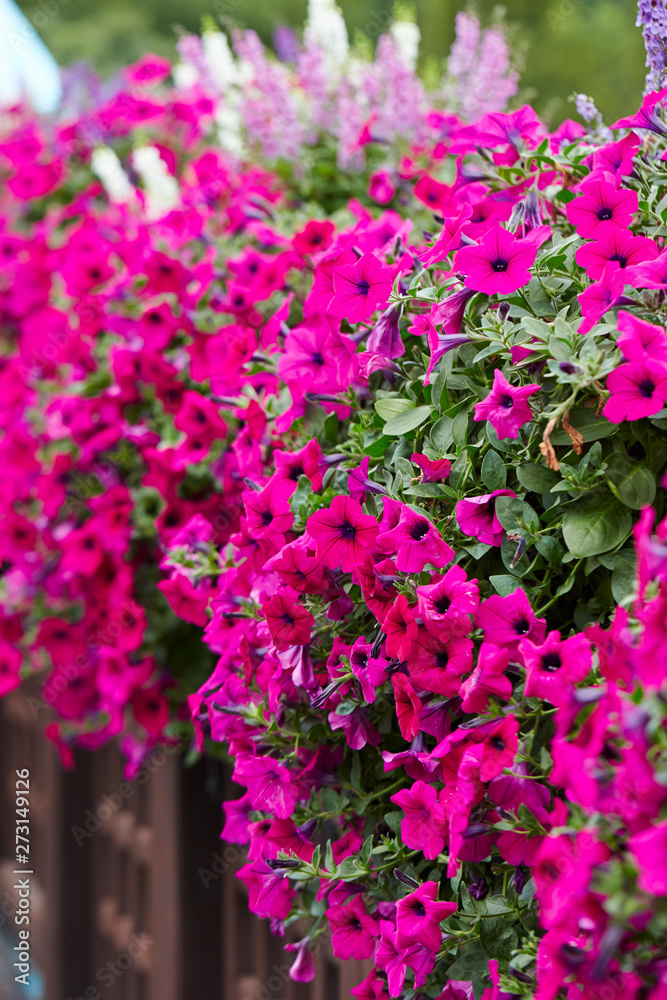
311;352;325;367
499;394;514;409
289;465;304;481
410;519;430;541
490;736;505;751
411;901;426;917
434;595;451;614
513;617;530;635
338;521;357;540
491;258;509;272
356;279;370;297
435;649;449;669
281;612;295;626
541;651;562;672
261;510;274;527
639;379;656;398
596;206;613;221
608;253;628;267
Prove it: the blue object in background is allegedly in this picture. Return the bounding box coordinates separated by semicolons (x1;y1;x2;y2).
0;0;61;113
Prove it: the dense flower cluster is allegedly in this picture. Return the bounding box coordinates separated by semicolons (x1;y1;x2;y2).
3;4;667;999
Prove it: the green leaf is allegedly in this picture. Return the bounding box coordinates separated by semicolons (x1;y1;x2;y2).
611;549;636;604
550;407;616;444
490;574;521;597
403;484;449;497
516;463;560;493
452;407;470;447
431;414;453;455
374;397;414;422
606;455;656;509
481;449;508;491
383;405;434;437
480;917;519;961
384;810;404;835
535;535;563;566
446;948;489;1000
562;493;633;558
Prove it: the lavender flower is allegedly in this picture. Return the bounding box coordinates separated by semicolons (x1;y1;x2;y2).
637;0;667;93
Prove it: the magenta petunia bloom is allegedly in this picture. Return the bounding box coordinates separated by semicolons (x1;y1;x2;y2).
533;832;609;929
392;673;422;740
377;505;454;573
603;356;667;423
384;594;419;661
416;565;479;639
306;494;379;572
262;593;315;651
237;858;297;920
475;588;546;653
395;881;456;952
520;630;592;705
575;228;659;280
566;178;638;239
408;630;474;696
611;89;667;138
474;369;540;439
411;452;452;483
615;310;667;363
391;781;448;860
628;820;667;895
328;252;393;323
625;249;667;290
234;755;300;819
457;224;551;295
455;489;517;547
577;261;632;334
327;896;379;960
460;642;511;713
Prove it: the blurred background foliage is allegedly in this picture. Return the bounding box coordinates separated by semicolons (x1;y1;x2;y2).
17;0;646;125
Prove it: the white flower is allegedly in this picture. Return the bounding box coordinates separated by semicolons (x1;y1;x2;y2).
91;147;134;204
132;146;180;221
390;19;421;72
304;0;349;80
203;30;240;91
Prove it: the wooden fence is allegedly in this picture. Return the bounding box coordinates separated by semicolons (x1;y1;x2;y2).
0;688;369;1000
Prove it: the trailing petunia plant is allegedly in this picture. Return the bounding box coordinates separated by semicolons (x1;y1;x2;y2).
3;2;667;999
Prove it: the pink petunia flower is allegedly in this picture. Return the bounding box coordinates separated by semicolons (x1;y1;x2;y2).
460;643;512;713
566;178;638;239
475;588;546;653
327;896;379;960
474;369;540;439
395;881;457;951
603;356;667;423
575;229;659;281
577;261;633;334
391;781;448;860
628;820;667;895
416;566;479;639
520;630;592;705
306;495;379;572
455;489;517;547
377;506;454;573
328;253;394;323
615;310;667;362
262;593;315;650
457;224;551;295
408;630;474;696
611;89;667;138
